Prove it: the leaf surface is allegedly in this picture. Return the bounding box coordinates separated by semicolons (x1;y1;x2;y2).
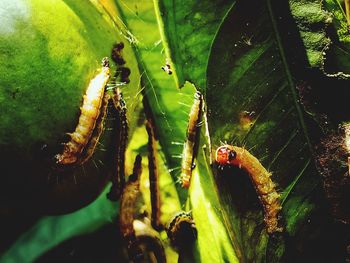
205;0;328;261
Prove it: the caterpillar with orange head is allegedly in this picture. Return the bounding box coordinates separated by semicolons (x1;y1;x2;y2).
55;58;110;165
215;145;283;234
180;91;203;188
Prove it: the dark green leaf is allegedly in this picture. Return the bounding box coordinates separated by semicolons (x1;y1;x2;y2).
0;186;119;263
159;0;235;89
206;0;325;261
323;0;350;76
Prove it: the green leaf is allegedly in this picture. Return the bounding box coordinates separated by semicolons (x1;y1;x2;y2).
158;0;235;89
189;147;240;263
288;0;332;69
114;1;239;262
285;0;350;77
323;0;350;76
206;0;325;261
114;0;196;203
3;1;347;262
0;186;119;263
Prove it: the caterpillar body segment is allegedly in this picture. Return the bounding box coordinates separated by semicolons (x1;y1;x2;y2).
120;155;142;241
146;120;161;230
79;92;109;165
216;145;283;234
112;87;129;181
107;87;129;201
180;91;203;188
166;211;197;250
55;58;110;165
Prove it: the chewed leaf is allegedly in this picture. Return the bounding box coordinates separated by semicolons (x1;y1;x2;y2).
289;0;331;69
284;0;350;78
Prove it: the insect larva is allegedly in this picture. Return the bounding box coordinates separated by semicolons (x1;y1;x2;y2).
120;154;142;242
107;87;129;201
56;58;110;165
215;145;283;234
166;211;197;250
78;92;109;165
180;91;203;188
145;120;162;230
115;87;128;188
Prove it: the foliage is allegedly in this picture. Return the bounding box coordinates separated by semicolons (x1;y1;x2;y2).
0;0;349;262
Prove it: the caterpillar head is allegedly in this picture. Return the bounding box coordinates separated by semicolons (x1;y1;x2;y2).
166;211;197;250
215;145;239;166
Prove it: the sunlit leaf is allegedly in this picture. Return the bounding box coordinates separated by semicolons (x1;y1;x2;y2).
158;0;235;89
114;1;239;261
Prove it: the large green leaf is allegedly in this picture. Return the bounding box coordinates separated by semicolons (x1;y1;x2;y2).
204;0;344;261
158;0;235;89
113;1;194;202
113;1;238;262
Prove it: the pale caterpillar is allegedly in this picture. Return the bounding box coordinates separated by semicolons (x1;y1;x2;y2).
55;58;110;165
180;91;203;188
215;145;283;234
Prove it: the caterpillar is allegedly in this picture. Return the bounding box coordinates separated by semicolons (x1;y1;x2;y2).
145;120;162;230
120;154;142;241
78;92;109;165
180;91;203;188
166;211;197;250
215;145;283;234
107;87;129;201
55;58;110;165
